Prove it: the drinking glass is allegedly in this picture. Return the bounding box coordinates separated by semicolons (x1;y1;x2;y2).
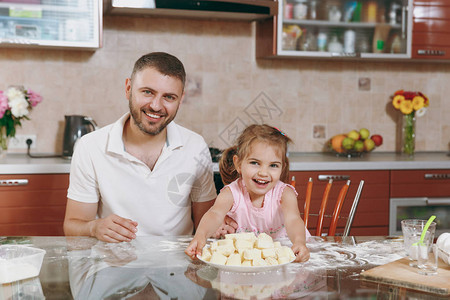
417;244;438;275
401;219;436;267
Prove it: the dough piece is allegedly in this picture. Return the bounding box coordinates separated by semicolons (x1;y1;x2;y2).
276;246;295;260
273;241;282;248
235;239;254;252
243;248;262;261
210;252;227;265
278;256;291;264
261;248;276;258
265;257;279;265
226;253;242;266
252;257;268;266
201;246;212;261
217;239;234;246
256;233;274;249
210;241;219;251
242;260;252;266
216;244;235;257
235;232;257;241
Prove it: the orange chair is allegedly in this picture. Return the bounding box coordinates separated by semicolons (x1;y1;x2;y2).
302;177;364;237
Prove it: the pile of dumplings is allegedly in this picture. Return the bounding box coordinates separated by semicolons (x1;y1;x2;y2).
200;232;296;267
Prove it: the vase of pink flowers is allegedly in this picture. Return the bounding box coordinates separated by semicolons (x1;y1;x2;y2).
0;86;42;156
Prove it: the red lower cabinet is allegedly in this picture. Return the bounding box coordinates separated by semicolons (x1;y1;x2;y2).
0;174;69;236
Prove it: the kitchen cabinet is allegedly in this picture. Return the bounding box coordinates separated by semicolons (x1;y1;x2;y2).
256;0;413;60
290;170;390;236
412;0;450;59
389;169;450;236
390;169;450;198
0;173;69;236
0;0;102;49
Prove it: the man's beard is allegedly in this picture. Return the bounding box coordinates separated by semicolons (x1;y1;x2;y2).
128;90;178;136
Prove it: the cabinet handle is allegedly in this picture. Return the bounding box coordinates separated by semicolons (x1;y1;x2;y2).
0;179;29;186
318;175;350;181
330;53;360;58
426;198;450;206
417;49;446;56
424;173;450;180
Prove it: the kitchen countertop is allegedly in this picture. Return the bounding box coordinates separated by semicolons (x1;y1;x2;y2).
0;154;71;174
1;152;450;174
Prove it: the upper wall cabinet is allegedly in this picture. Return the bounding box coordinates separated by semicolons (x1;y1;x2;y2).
256;0;413;60
0;0;102;50
412;0;450;60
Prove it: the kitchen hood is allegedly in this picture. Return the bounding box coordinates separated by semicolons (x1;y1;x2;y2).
104;0;277;21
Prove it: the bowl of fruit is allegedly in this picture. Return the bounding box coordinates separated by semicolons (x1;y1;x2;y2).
326;128;383;158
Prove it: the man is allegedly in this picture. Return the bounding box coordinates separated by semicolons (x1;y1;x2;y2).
64;52;218;242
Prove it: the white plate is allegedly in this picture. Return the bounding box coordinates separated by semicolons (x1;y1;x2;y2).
197;254;295;273
437;246;450;266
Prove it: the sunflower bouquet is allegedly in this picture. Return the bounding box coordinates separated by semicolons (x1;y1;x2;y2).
392;90;430;156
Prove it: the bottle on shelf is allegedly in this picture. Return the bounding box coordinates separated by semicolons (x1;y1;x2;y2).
344;29;356;53
308;0;318;20
317;32;327;51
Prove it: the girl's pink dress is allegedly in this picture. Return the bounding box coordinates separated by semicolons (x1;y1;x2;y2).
225;178;311;240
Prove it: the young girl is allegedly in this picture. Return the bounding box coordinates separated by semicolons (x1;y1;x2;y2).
185;124;310;262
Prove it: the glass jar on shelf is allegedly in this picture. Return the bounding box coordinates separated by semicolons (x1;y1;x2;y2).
299;28;318;51
327;5;342;22
328;34;343;52
293;0;308;20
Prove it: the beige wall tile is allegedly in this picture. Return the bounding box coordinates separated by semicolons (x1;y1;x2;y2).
1;15;450;154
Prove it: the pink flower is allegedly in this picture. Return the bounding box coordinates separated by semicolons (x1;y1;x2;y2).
0;91;8;119
27;89;43;107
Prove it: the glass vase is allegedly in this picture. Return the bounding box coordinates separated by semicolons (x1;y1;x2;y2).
401;113;416;157
0;126;8;158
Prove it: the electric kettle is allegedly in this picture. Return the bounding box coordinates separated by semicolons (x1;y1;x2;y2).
62;115;98;158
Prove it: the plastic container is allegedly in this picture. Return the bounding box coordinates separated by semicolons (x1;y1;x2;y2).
0;245;46;284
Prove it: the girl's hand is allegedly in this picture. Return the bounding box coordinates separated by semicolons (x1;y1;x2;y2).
292;243;310;263
211;215;238;239
185;236;206;260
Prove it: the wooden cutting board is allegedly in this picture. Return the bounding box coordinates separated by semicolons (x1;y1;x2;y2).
361;257;450;295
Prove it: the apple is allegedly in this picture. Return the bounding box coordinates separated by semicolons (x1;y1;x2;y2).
359;128;370;140
364;138;375;152
342;137;355;150
354;140;364;152
347;130;360;140
371;134;383;147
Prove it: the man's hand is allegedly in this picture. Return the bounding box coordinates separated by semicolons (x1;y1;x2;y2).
211;215;238;239
90;214;138;243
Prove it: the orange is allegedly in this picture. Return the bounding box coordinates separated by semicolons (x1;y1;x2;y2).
331;134;346;153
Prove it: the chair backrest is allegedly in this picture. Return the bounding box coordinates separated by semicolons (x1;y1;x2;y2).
302;178;364;237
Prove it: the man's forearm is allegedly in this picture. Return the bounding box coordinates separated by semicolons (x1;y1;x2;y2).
63;218;94;237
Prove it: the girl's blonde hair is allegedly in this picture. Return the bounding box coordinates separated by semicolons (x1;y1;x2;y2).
219;124;292;185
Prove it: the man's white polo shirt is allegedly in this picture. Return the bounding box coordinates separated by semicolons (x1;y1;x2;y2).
67;113;217;236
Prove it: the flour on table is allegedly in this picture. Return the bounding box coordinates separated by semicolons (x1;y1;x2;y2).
299;239;404;272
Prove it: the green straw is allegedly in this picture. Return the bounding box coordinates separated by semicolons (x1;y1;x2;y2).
412;215;436;246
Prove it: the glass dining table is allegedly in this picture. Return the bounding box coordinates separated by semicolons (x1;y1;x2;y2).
0;235;447;299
